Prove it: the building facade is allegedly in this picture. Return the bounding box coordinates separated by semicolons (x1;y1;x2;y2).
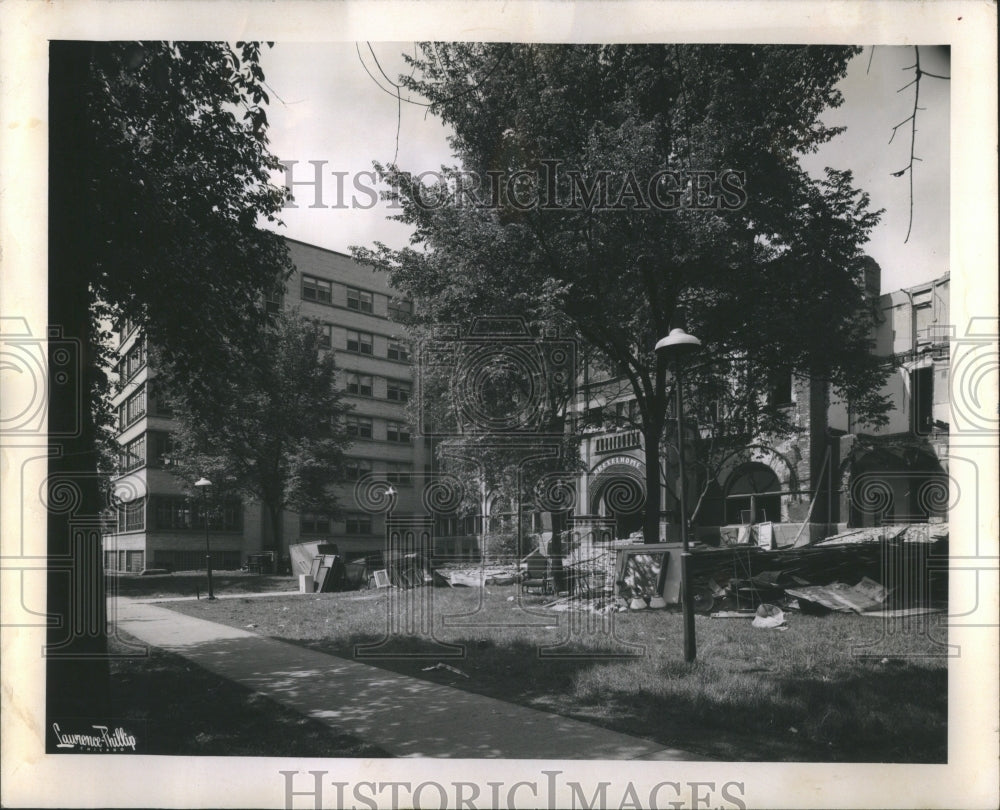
564;267;950;549
102;239;428;571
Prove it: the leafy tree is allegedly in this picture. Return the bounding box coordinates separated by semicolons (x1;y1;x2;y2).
48;41;288;723
158;312;351;558
357;43;890;544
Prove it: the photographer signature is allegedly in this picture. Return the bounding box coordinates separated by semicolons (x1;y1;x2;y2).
52;723;137;752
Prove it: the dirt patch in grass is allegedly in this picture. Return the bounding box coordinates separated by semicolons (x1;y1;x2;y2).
104;630;388;756
162;586;948;762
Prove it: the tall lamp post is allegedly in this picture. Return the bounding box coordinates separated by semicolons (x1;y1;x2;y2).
655;327;701;662
194;477;215;600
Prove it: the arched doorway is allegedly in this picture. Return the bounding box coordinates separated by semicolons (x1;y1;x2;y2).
589;467;646;539
725;463;781;525
848;446;947;527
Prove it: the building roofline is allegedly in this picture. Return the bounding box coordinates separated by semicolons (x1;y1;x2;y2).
282;236;372;265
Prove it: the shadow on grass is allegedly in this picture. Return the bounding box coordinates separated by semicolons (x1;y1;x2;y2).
286;631;947;763
90;632;389;757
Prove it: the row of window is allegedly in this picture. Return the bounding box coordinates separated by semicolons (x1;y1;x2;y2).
342;459;414;484
300;511;372;535
117;383;174;430
309;323;412;362
301;274;413;321
116;431;174;473
116;338;146;382
118;386;147;430
105;495;244;534
344;415;411;443
344;373;411;402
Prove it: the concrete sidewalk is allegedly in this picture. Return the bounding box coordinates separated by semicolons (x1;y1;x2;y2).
111;597;697;760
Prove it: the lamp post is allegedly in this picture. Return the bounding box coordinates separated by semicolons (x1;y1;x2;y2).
194;477;215;600
655;327;701;662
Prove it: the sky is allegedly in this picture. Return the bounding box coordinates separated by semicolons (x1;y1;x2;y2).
259;43;950;294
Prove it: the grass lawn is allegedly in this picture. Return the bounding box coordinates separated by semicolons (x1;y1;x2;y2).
106;630;388;756
107;570;297;600
162;585;948;762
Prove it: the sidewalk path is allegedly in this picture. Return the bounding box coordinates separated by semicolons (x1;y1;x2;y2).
111;597;697;760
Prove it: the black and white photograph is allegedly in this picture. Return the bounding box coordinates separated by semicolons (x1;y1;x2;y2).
1;2;997;808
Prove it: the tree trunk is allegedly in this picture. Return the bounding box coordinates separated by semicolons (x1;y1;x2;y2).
47;41;111;735
642;420;664;543
266;502;284;568
548;509;567;591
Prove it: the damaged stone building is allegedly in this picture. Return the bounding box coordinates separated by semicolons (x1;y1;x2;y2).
566;265;950;550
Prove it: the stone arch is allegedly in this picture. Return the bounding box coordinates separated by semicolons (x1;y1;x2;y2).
587;462;647;540
716;444;797;494
847;444;948;527
723;462;783;524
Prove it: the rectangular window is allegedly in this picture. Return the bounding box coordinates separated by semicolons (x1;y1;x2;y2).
346;415;373;439
345;513;372;535
767;372;793;407
914;303;934;343
152;495;241;531
300;512;332;534
120;338;146;381
302;274;333;304
346;373;373;397
314;322;333;349
117;497;146;533
388;298;413;320
344;458;372;481
387;340;410;362
913;366;934;434
119;385;147;429
346;330;374;355
386;421;411;443
118;318;136;344
264;288;284;315
386;380;411;403
119;435;146;473
154;496;191;530
148;382;173;417
386;462;413;485
149;431;174;467
346;286;374;313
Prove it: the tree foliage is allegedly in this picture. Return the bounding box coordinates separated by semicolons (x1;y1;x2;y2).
158;312;351;555
357;43;890;543
48;40;289;720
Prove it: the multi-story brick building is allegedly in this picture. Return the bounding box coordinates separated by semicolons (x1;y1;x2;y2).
102;238;428;572
565;265;950;549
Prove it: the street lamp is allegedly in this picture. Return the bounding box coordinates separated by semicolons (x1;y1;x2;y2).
655;327;701;662
194;477;215;600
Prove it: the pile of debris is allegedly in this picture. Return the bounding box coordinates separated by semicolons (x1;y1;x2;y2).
434;563;520;588
532;522;949;617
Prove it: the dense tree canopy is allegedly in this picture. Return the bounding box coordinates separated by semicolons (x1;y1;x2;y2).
356;43;890;543
159;312;351;556
48;41;289;723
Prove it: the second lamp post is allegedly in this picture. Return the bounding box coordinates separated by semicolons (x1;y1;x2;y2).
194;477;216;600
655;327;701;662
